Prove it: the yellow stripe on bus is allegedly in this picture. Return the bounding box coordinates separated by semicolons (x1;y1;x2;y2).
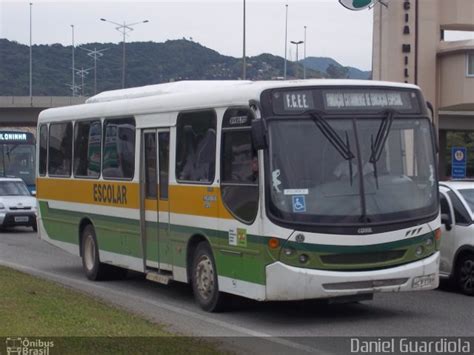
37;178;234;220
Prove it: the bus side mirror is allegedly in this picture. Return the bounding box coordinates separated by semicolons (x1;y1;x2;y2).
251;119;267;150
441;213;452;231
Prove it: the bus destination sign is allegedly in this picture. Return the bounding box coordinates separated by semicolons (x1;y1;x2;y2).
282;91;315;111
324;90;414;110
269;87;421;115
0;132;28;142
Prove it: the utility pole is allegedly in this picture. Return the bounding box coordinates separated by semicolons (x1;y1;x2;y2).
75;67;93;97
29;3;33;98
80;47;109;94
100;18;149;88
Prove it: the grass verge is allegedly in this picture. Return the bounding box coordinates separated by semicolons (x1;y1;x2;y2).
0;266;224;354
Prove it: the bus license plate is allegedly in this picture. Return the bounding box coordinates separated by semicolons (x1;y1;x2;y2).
14;216;29;223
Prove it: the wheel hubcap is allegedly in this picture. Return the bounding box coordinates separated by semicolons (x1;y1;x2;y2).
84;235;96;271
460;259;474;292
195;255;214;301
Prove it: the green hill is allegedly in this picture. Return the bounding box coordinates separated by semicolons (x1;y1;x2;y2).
0;38;369;96
302;56;371;79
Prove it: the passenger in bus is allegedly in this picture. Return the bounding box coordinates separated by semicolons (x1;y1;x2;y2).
180;128;216;182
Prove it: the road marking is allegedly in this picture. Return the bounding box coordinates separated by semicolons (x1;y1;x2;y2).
0;259;329;355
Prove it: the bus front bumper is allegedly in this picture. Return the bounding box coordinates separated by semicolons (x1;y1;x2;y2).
265;252;439;301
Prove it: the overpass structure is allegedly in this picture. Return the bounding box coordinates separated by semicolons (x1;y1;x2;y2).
0;96;86;128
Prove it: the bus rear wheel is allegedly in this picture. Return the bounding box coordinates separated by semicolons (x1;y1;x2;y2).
191;242;226;312
81;225;110;281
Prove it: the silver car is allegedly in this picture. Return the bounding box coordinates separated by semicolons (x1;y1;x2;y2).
439;181;474;295
0;178;37;231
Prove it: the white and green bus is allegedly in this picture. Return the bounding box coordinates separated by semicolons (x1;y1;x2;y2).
37;80;441;311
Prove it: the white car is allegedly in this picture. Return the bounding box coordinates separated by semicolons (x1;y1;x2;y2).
0;178;37;231
439;181;474;295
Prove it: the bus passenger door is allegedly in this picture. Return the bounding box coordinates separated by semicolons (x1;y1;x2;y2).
142;130;160;270
156;130;171;270
142;129;171;272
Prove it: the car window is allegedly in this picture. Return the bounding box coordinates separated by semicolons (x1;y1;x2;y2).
0;181;30;196
458;189;474;215
440;194;450;215
447;190;472;225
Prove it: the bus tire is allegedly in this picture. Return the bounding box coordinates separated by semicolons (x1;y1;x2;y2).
455;253;474;296
81;225;109;281
191;242;226;312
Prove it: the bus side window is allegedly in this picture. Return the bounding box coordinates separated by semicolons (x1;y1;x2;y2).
220;108;258;224
74;120;101;178
102;118;136;180
39;124;48;176
158;132;170;200
48;122;72;177
176;110;216;184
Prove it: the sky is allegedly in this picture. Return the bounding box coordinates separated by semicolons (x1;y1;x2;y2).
1;1;375;70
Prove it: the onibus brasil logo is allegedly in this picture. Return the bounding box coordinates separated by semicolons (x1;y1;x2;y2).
5;337;54;355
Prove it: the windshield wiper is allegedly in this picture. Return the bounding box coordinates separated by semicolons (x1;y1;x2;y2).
369;110;395;188
309;112;355;185
309;112;354;161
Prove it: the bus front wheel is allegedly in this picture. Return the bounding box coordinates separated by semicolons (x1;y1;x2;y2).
191;242;226;312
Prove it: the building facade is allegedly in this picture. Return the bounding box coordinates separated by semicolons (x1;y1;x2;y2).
372;0;474;179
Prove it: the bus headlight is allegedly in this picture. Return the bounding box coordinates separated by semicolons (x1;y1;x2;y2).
425;237;433;247
415;246;424;257
299;254;309;264
283;247;295;256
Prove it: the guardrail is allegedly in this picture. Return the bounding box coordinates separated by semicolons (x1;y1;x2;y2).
0;96;87;108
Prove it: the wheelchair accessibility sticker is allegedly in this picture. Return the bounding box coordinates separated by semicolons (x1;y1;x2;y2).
292;195;306;213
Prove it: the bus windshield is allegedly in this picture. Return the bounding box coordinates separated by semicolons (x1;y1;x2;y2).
0;144;36;187
267;116;438;226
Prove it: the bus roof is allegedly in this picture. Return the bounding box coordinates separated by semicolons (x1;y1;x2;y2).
39;79;421;124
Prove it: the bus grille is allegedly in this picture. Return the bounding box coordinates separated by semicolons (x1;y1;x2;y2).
320;250;406;265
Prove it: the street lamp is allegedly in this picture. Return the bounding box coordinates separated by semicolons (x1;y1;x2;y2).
100;18;149;88
291;40;304;79
303;26;307;79
284;4;288;79
242;0;246;80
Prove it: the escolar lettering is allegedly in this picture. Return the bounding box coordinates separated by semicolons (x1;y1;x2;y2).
93;184;128;205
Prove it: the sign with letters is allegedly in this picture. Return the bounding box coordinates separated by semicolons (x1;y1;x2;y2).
451;147;467;180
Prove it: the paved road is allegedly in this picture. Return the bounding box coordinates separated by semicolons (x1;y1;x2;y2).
1;229;473;354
